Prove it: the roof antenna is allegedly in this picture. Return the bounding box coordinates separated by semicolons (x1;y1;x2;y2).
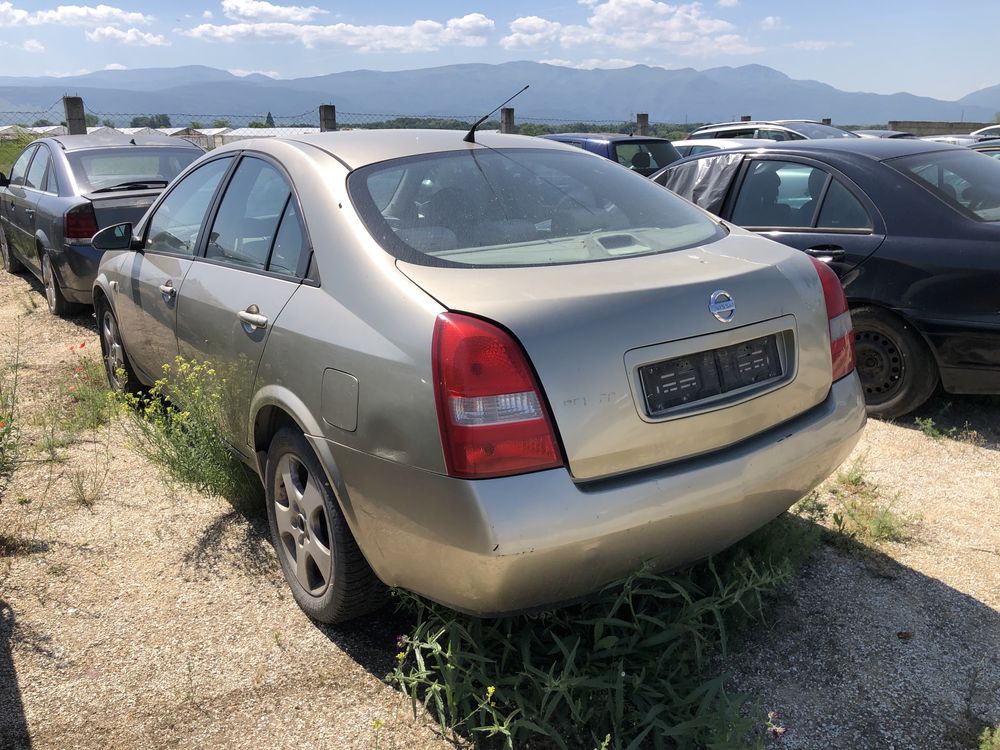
463;84;529;144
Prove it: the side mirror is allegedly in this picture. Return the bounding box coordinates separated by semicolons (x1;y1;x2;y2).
0;172;8;188
92;222;136;251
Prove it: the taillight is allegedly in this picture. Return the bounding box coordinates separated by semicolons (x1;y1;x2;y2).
64;203;99;240
810;257;855;381
433;312;563;479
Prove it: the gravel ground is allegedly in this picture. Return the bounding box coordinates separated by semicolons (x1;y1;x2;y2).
0;267;998;749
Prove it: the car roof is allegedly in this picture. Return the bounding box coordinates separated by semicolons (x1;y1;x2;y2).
667;137;962;163
971;138;1000;149
671;138;773;148
213;129;578;170
542;133;669;143
46;133;203;151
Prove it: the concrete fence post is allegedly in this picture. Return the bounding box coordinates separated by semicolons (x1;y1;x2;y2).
319;104;337;132
63;96;86;135
740;114;752;122
500;107;515;134
636;113;649;136
821;118;832;126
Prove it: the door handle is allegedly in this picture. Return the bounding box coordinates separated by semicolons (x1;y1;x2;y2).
159;281;176;298
803;245;846;262
238;304;268;330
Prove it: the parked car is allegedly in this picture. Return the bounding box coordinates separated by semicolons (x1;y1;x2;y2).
970;124;1000;140
920;134;983;146
688;120;859;141
0;133;203;315
90;130;865;622
671;138;771;157
852;130;916;139
540;133;680;176
969;138;1000;159
652;139;1000;418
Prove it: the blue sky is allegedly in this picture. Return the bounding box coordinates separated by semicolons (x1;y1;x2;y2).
0;1;996;101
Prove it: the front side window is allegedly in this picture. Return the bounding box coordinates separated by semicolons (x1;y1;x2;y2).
24;147;50;190
349;148;724;268
206;157;291;271
890;149;1000;221
8;146;36;187
145;157;233;256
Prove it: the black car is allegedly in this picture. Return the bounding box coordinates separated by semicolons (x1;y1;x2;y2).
0;133;203;315
652;139;1000;418
541;133;680;176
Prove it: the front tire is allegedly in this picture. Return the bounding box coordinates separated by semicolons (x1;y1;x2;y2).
265;427;384;624
0;227;24;273
852;305;938;419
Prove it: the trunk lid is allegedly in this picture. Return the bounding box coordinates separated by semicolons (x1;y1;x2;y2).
83;190;160;230
400;231;836;481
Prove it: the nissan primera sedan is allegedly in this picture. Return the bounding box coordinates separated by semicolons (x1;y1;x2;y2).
0;133;203;315
653;139;1000;419
91;130;865;623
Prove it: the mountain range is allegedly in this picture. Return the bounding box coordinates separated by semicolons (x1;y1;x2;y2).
0;62;997;126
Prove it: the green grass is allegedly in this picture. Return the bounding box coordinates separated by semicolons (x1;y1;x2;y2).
0;136;36;176
0;324;23;501
981;725;1000;750
390;514;820;750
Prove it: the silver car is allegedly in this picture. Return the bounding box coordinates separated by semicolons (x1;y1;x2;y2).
0;133;203;314
91;130;866;622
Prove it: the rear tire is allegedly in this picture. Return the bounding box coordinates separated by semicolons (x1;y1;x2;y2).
0;228;23;273
265;427;385;624
41;251;79;317
96;297;142;394
851;305;938;419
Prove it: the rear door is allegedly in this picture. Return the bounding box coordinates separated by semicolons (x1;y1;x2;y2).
175;155;309;457
119;156;235;378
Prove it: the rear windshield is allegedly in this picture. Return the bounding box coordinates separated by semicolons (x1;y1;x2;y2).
888;148;1000;221
611;140;680;175
66;147;201;192
349;147;724;267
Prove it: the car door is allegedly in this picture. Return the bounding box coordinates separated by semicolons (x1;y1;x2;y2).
174;155;309;457
2;145;38;265
18;144;54;277
118;155;235;379
726;157;886;278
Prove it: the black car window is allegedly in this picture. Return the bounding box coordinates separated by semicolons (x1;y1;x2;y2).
612;141;680;175
732;161;805;227
816;180;872;230
44;158;59;194
890;149;1000;221
8;146;36;187
658;152;743;216
206;157;290;271
24;147;49;190
268;200;308;277
145;157;233;257
756;129;792;141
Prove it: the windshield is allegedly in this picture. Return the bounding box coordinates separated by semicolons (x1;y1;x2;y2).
66;147;201;192
888;148;1000;221
788;122;859;139
349;148;724;268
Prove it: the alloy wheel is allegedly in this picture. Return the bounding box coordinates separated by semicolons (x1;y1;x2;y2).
0;231;9;270
100;309;127;390
273;453;334;596
42;255;57;312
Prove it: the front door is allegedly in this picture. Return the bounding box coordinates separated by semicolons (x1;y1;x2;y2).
174;155;310;456
2;145;39;266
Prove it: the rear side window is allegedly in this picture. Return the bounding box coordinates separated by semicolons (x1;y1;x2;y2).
349;148;724;267
269;201;308;277
66;147;201;192
206;157;291;271
24;148;50;190
890;149;1000;221
8;146;36;187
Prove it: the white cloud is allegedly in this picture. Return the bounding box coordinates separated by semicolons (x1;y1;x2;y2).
229;67;280;78
501;1;760;57
0;2;152;27
183;12;495;52
788;40;852;51
103;62;126;69
203;9;213;18
717;0;738;6
86;26;169;45
22;38;44;52
222;0;324;23
540;57;648;69
760;15;783;30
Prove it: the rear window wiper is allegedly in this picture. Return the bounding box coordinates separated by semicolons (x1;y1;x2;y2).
90;180;169;193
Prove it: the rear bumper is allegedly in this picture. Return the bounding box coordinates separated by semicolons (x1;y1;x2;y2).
55;242;103;304
311;372;866;616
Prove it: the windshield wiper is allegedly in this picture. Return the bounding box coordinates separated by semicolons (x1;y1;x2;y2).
91;180;169;193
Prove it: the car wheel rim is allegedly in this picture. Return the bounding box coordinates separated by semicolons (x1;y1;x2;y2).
42;256;56;311
273;453;333;596
0;232;9;269
855;329;904;401
101;310;126;389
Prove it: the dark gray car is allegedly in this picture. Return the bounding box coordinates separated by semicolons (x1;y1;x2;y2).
0;133;202;314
